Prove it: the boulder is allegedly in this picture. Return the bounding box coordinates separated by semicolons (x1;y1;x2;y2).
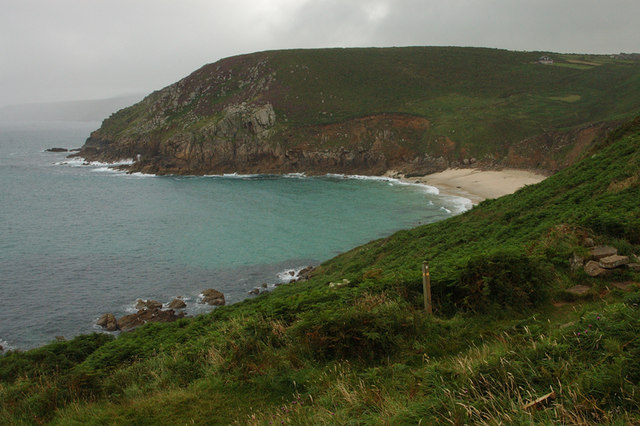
201;289;226;306
96;313;118;331
136;299;162;310
589;246;618;260
599;255;629;269
583;237;595;247
584;260;608;277
248;288;260;295
628;263;640;272
261;283;268;288
168;298;187;309
118;308;185;332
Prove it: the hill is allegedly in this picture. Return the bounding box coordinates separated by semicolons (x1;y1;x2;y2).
75;47;640;175
1;114;639;423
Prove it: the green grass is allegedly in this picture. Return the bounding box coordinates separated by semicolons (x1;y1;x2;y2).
2;116;640;423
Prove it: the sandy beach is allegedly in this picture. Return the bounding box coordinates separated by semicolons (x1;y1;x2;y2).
387;168;549;204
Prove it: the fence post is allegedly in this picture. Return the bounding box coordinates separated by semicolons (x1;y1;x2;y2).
422;261;432;314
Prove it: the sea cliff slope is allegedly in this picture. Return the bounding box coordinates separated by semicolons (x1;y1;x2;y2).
75;47;640;175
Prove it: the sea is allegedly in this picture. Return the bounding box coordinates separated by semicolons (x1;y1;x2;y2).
0;120;471;350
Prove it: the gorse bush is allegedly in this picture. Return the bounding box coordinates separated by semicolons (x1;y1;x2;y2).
453;249;552;312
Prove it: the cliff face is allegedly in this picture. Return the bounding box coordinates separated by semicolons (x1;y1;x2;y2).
76;47;640;175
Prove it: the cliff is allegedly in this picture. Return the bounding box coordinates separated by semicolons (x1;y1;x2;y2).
76;47;640;175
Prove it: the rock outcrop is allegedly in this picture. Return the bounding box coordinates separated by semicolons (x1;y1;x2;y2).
200;289;225;306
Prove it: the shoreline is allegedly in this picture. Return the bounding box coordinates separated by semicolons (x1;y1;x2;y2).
386;168;549;205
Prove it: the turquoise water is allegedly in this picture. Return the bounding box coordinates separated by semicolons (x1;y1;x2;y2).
0;120;469;350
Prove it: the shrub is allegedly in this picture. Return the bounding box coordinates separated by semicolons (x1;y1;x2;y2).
453;248;553;312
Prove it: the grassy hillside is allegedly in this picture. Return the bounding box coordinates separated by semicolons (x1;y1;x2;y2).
83;47;640;174
2;111;639;423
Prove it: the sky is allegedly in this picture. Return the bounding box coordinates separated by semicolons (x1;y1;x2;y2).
1;0;639;107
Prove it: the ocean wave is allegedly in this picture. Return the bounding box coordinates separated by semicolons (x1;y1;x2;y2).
438;195;473;214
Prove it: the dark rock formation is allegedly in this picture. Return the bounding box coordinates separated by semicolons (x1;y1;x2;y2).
96;313;118;331
201;289;225;306
46;147;69;152
117;308;185;332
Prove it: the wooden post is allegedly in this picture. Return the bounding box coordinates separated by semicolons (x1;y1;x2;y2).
422;261;432;314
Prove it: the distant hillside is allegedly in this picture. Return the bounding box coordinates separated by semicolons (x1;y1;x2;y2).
76;47;640;175
0;95;144;122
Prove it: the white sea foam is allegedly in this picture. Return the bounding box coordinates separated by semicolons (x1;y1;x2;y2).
325;173;440;195
0;338;14;353
277;266;309;283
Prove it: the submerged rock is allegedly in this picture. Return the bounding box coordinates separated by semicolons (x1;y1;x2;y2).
201;289;226;306
45;147;68;152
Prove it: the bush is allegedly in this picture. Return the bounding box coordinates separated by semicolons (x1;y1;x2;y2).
453;249;553;312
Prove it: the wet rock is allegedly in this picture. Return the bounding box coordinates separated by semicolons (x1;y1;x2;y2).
599;255;629;269
589;246;618;260
201;289;226;306
168;298;187;309
261;283;268;288
136;299;162;310
584;260;608;277
45;147;68;152
96;313;119;331
248;288;260;295
118;308;185;332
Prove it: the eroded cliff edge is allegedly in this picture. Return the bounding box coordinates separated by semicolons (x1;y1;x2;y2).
75;47;639;175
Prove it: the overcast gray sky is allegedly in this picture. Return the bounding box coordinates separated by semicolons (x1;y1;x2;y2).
1;0;639;107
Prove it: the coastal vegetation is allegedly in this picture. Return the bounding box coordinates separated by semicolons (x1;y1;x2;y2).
1;108;639;423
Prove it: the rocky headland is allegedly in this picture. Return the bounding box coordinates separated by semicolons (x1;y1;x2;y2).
71;47;637;177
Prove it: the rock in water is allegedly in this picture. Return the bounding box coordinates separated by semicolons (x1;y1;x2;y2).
599;255;629;269
117;308;185;332
96;313;118;331
201;289;226;306
135;299;163;310
168;298;187;309
45;147;68;152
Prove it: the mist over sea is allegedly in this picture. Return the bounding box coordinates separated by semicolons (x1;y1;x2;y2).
0;120;469;350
